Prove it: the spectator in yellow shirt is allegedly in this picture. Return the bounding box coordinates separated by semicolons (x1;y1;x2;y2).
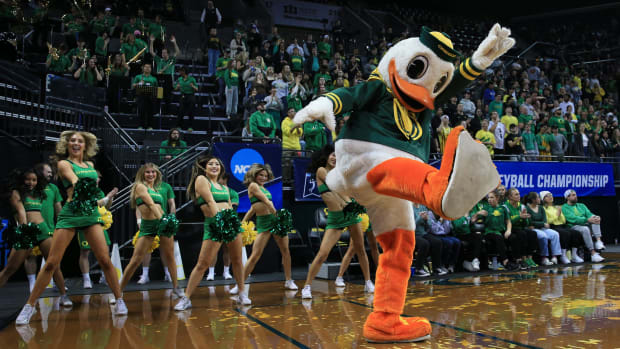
475;119;496;156
281;107;303;150
500;106;519;131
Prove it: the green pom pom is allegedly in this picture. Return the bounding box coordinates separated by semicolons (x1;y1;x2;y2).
12;223;40;250
210;209;241;243
343;198;365;219
272;209;292;237
158;214;179;237
67;178;99;215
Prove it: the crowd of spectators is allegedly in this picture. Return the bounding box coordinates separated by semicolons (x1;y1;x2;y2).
412;186;607;276
2;1;619;163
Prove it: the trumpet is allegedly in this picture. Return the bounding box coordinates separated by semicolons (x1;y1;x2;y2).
47;43;59;60
77;47;89;65
105;55;112;76
127;47;146;64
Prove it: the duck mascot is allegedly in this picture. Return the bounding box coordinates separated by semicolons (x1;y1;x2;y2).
293;24;515;343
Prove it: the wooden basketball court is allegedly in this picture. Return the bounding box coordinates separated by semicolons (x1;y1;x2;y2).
1;259;619;348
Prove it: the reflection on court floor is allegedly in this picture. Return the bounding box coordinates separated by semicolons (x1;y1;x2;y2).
1;262;619;348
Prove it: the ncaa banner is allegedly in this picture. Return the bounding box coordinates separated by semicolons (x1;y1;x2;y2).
294;158;322;201
495;161;615;197
212;143;283;213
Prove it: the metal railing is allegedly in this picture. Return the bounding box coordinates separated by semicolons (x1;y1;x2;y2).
0;81;99;147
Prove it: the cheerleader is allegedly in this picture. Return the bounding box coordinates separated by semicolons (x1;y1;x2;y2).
0;168;70;308
17;131;125;325
119;163;183;298
206;173;239;281
175;156;248;310
301;145;373;299
230;163;297;295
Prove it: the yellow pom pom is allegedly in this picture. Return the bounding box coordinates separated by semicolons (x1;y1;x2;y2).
359;213;370;233
241;221;257;246
149;236;160;253
31;246;42;256
98;206;113;231
132;231;140;246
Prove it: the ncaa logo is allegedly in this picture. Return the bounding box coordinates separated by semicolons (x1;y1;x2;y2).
230;148;264;181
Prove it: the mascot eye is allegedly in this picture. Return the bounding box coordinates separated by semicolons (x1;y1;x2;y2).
407;56;428;80
434;74;449;93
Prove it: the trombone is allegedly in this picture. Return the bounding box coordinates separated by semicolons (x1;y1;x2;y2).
127;47;146;64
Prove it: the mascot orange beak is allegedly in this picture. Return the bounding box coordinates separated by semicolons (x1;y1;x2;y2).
389;59;434;112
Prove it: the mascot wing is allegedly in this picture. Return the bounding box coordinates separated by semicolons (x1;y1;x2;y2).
292;97;336;131
472;23;516;70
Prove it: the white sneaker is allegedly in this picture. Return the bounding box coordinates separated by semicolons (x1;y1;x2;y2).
223;271;233;280
172;287;185;298
591;253;604;263
206;272;215;281
415;269;431;277
114;299;128;315
229;285;239;294
137;274;149;285
83;279;92;289
16;304;36;325
550;257;558;265
434;268;448;276
472;258;481;271
559;255;571;264
463;260;475;272
174;296;192;311
364;280;375;293
108;295;116;304
595;240;605;250
59;294;73;307
284;280;298;290
238;293;252;305
334;277;345;287
301;285;312;299
571;254;584;263
541;258;553;266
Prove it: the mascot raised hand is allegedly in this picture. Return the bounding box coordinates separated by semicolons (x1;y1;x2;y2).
294;24;514;343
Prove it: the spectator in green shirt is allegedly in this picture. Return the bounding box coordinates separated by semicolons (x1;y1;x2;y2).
521;123;539;160
150;34;180;116
317;34;332;60
249;101;276;140
505;188;539;269
175;67;198;131
73;57;103;87
45;43;71;73
483;190;519;271
561;189;605;262
160;128;188;161
303;120;328;151
488;94;503;117
120;33;147;69
132;63;158;129
121;16;139;41
94;32;109;58
224;59;239;118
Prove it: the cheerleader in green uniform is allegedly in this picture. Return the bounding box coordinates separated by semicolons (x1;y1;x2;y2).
175;156;248;310
229;163;298;295
205;172;239;281
301;145;374;299
17;131;124;325
0;168;70;308
119;163;183;298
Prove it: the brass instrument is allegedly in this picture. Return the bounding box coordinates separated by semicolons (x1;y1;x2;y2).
77;47;89;65
47;42;59;60
105;55;112;76
127;47;146;64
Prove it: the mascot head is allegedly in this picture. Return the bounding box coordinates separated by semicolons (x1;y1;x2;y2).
377;27;461;112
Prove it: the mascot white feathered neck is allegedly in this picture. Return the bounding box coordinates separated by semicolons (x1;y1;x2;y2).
294;24;514;343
